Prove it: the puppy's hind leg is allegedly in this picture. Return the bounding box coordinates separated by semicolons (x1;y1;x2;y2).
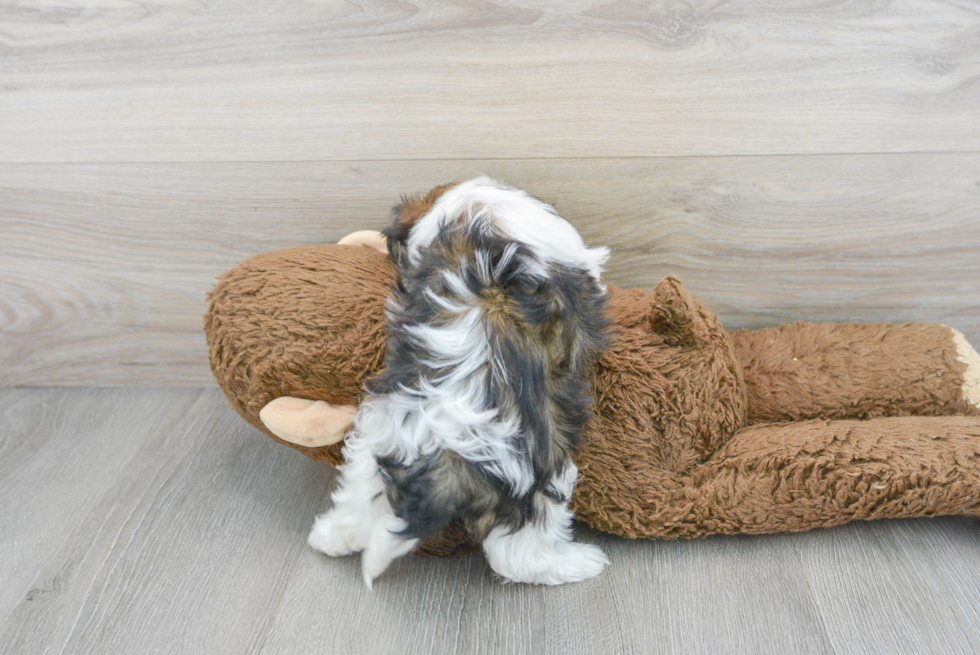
482;463;609;585
361;451;464;588
308;432;386;557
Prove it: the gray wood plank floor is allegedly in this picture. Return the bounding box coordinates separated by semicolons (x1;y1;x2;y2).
2;387;979;655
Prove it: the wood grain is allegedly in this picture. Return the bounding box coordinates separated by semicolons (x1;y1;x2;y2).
4;1;979;651
261;525;837;655
0;388;330;655
1;0;979;162
2;388;980;654
0;387;202;618
793;519;980;655
3;154;979;386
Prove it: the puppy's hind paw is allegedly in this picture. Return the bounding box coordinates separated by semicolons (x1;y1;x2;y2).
360;516;419;590
488;540;610;586
546;542;610;585
307;512;365;557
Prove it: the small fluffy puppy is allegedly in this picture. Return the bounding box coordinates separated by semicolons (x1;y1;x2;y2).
308;176;611;587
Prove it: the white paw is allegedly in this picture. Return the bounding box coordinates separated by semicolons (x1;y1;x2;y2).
493;542;610;586
307;512;367;557
547;542;611;584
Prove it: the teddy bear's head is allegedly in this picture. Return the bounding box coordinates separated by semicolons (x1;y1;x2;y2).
206;244;396;466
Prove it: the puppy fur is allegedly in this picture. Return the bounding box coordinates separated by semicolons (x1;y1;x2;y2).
308;176;611;586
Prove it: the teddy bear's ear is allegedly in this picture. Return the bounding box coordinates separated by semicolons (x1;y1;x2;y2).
337;230;387;253
259;397;356;447
650;275;711;348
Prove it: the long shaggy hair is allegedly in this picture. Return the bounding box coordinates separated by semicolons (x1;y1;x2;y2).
308;177;612;586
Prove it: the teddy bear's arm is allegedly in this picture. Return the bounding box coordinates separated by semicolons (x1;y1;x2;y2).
731;322;980;424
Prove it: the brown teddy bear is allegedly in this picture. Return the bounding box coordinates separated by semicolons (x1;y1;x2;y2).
205;225;980;558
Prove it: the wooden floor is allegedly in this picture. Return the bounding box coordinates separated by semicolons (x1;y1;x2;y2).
1;387;979;655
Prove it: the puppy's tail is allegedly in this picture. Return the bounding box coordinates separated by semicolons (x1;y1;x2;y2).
361;515;419;590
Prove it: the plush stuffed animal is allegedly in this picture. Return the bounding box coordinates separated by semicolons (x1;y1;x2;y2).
205;227;980;557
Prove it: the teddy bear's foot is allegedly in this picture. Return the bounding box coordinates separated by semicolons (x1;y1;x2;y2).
951;328;980;410
308;511;372;557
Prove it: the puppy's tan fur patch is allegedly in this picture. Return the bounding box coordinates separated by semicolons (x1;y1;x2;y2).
395;182;460;232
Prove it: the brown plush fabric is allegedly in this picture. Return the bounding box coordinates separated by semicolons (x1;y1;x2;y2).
205;246;397;466
732;322;979;424
205;244;980;555
588;278;746;477
577;416;980;539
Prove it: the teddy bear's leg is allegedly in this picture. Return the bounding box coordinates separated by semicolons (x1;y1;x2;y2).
575;415;980;541
693;416;980;536
731;322;980;424
481;463;610;585
307;432;388;557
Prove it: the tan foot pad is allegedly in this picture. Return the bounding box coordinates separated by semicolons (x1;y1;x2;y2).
951;328;980;409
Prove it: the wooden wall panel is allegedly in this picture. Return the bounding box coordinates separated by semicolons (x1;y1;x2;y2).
3;154;978;385
1;1;979;162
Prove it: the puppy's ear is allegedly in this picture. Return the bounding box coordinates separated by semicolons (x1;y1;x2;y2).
383;182;459;268
382;204;413;269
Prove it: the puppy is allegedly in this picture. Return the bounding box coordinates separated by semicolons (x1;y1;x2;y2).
308;176;611;586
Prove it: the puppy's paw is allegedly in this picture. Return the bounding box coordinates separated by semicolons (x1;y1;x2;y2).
545;542;610;585
489;540;610;585
307;512;367;557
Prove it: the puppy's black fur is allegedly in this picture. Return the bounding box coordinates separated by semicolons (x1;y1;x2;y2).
372;216;609;542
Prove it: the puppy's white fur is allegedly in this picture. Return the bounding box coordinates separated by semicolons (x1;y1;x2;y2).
405;176;609;285
309;177;609;587
482;462;610;585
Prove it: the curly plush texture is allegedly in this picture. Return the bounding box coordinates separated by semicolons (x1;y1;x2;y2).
733;322;977;423
206;246;392;464
205;244;980;555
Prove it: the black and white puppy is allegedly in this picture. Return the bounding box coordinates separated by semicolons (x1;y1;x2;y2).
308;176;611;586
